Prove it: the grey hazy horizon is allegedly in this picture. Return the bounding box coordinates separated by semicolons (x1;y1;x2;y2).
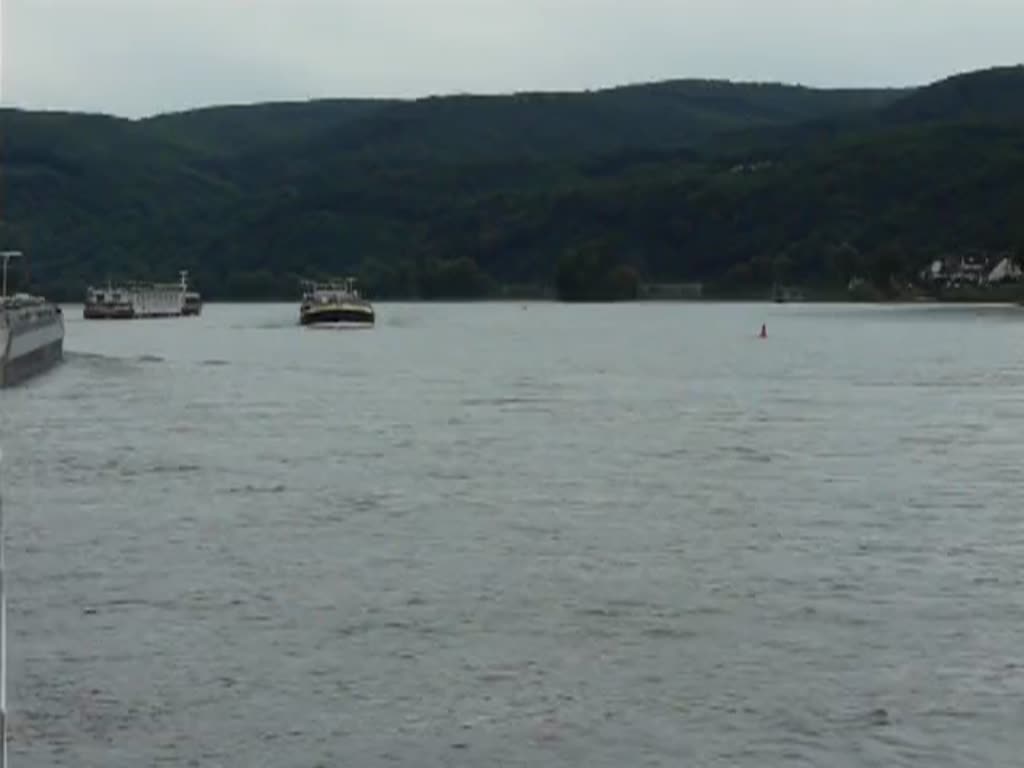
1;0;1022;118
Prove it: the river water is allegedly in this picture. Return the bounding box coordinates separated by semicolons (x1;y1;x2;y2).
2;301;1024;767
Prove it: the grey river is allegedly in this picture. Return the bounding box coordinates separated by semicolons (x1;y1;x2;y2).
2;301;1024;767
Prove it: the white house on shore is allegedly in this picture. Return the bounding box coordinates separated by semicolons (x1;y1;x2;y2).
919;251;1021;287
987;256;1023;283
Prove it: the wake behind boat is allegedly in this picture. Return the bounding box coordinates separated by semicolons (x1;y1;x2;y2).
0;251;64;388
299;278;374;327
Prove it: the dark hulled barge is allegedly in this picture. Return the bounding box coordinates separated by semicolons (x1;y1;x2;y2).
299;278;374;327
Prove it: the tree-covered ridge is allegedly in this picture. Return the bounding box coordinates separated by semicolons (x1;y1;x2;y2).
140;99;392;157
1;66;1021;301
882;65;1024;124
141;80;904;160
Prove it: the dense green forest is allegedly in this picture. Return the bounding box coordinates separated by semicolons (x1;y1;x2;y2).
1;66;1022;301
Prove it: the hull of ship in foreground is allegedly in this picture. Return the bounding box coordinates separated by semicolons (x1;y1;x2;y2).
84;269;200;319
299;278;374;327
0;321;63;387
1;253;65;387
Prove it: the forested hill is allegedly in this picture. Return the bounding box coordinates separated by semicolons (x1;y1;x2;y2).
140;80;901;159
1;66;1022;301
140;99;392;157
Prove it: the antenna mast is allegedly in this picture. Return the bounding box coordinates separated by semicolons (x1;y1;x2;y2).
0;252;21;300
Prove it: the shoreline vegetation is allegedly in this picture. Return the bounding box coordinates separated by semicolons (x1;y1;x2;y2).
48;281;1024;306
24;268;1024;307
3;66;1023;303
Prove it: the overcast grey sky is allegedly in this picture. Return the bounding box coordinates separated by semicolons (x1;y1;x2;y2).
2;0;1022;117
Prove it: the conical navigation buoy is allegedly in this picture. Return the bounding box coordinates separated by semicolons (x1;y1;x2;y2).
759;323;767;339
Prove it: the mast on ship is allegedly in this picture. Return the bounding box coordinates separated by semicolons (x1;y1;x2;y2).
0;251;23;300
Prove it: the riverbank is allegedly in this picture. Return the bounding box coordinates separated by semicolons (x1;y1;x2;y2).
44;281;1024;305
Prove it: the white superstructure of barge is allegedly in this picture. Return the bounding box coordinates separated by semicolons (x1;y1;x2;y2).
84;270;198;319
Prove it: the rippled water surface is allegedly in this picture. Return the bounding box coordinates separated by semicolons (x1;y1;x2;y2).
3;301;1024;767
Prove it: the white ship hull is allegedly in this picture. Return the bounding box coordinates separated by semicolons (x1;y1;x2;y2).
0;304;65;388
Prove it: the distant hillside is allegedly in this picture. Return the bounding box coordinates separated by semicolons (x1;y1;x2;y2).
1;67;1021;301
331;80;903;155
882;65;1024;124
443;121;1024;291
699;66;1024;159
141;99;392;156
0;109;243;290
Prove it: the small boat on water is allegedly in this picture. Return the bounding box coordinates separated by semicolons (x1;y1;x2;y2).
299;278;374;327
0;251;65;388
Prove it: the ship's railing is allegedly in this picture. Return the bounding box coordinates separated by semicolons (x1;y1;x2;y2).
85;276;190;293
0;294;44;302
0;305;59;336
90;283;185;292
300;277;358;289
302;293;370;306
302;287;361;296
0;294;48;310
300;278;362;299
